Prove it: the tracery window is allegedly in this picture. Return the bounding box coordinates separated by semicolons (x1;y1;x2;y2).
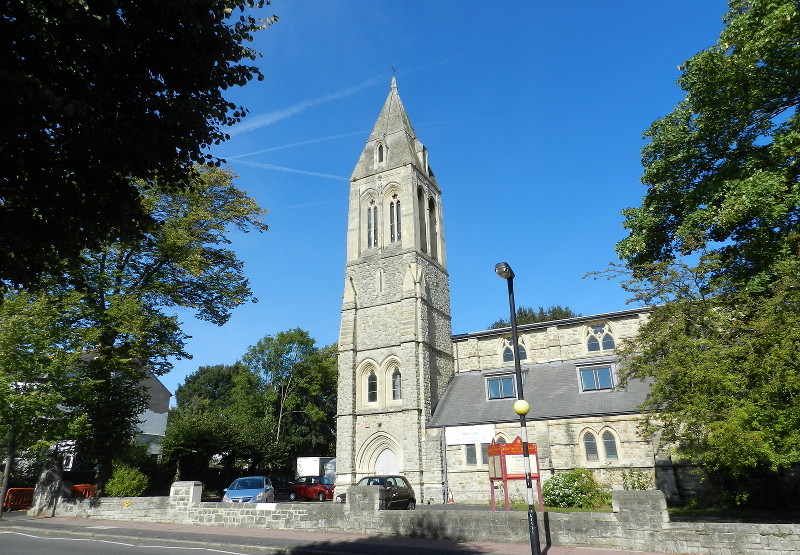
587;323;615;352
501;338;527;362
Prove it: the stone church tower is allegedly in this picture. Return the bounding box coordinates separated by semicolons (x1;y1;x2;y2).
336;78;453;503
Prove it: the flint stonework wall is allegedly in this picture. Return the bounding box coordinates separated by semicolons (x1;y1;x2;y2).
42;484;800;554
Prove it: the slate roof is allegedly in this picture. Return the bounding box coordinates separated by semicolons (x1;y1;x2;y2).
427;357;650;428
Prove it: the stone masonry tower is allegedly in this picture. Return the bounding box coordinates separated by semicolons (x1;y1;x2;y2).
336;78;453;503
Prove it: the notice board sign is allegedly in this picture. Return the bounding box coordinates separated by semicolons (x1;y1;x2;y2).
487;436;543;512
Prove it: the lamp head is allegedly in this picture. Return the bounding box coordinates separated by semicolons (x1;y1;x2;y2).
494;262;514;280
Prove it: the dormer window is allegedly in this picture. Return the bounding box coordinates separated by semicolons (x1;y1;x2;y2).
486;374;516;400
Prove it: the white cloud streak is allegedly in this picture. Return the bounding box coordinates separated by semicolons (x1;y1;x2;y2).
228;76;384;137
233;160;347;181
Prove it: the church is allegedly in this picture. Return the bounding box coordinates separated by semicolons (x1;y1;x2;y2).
334;79;660;505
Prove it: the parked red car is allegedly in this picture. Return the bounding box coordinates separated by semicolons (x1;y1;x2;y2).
289;476;334;501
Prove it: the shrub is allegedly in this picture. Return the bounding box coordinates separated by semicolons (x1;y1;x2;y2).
105;461;149;497
621;468;651;490
542;469;611;509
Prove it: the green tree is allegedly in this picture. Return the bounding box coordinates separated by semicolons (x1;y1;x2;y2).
614;0;800;488
241;329;338;474
489;305;581;329
1;0;276;292
0;291;84;512
40;166;267;495
164;363;278;482
616;0;800;290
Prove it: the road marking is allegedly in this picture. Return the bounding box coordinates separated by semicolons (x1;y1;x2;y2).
0;531;249;554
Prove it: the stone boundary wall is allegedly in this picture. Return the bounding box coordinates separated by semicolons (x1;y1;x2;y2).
39;483;800;554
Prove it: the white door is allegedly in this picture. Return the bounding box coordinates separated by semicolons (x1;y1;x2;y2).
374;449;399;474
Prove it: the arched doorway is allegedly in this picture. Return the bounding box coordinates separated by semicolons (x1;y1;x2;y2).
375;448;399;474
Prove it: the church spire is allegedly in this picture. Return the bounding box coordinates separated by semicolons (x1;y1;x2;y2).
350;79;432;182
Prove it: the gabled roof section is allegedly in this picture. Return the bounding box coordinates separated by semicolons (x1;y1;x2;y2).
351;78;433;182
427;358;650;428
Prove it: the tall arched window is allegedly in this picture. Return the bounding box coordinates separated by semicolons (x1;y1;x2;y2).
367;200;378;249
583;432;599;461
390;195;401;243
428;197;438;261
417;188;427;253
377;143;385;163
602;431;618;460
367;371;378;403
392;368;402;400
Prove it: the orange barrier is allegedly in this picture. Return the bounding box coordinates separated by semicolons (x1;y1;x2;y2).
3;487;34;510
71;484;96;499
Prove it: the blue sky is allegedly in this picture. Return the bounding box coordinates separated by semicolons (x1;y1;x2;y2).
163;1;730;396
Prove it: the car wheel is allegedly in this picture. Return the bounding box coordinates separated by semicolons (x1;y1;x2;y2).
406;499;416;510
289;492;297;501
317;491;326;502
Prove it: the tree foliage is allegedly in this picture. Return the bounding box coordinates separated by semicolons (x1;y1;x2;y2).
615;0;800;487
0;291;84;506
1;0;276;292
617;0;800;290
7;166;267;494
489;305;581;329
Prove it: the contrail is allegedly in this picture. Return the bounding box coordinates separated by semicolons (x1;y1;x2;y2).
233;160;347;181
229;76;384;137
227;131;367;160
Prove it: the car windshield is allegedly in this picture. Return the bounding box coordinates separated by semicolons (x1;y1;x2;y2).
230;477;264;490
318;477;333;485
357;477;385;486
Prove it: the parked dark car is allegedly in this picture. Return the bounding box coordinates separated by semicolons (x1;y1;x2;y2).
268;476;291;494
222;476;275;503
335;475;415;510
289;476;334;501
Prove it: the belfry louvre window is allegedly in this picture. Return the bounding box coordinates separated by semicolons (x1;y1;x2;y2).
390;196;401;243
580;366;614;392
487;375;515;400
367;202;378;248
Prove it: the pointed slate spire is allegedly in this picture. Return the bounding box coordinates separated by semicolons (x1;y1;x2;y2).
351;78;431;181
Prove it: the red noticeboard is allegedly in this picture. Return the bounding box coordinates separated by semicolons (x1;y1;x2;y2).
487;437;544;512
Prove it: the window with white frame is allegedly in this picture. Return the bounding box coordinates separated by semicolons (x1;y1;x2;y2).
578;365;614;392
487;375;516;400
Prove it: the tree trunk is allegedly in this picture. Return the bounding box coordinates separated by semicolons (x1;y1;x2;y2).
94;455;113;497
0;431;16;519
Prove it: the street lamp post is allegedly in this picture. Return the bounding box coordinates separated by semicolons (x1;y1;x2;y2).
495;262;541;555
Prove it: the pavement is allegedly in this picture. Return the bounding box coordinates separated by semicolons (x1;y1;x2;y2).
0;509;675;555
